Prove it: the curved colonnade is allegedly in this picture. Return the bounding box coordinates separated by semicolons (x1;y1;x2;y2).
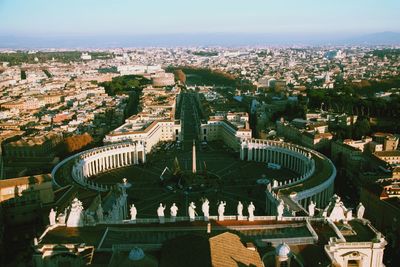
52;141;146;191
241;139;336;211
52;138;336;216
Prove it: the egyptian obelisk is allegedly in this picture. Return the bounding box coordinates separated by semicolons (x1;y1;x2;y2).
192;140;196;173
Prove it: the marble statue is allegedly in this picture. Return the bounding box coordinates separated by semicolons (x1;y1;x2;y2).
202;199;210;221
356;203;365;219
157;203;166;217
346;209;353;221
277;200;284;220
248;202;255;221
157;203;166;224
218;201;226;221
111;203;119;221
237;201;244;220
308;201;316;217
170;203;178;222
96;203;104;222
66;198;84;227
130;204;137;221
85;210;95;225
188;202;197;222
49;208;57;226
57;212;66;224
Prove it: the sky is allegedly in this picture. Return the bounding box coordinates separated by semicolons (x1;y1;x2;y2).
0;0;399;37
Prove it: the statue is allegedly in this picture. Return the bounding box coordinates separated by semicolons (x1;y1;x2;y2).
202;199;210;221
247;202;255;221
188;202;197;222
57;212;66;224
130;204;137;221
218;201;226;221
66;198;84;227
356;203;365;219
237;201;244;220
96;203;104;222
157;203;166;224
85;210;95;225
277;200;284;220
111;203;119;222
346;209;353;222
170;203;178;222
49;208;57;226
308;201;316;217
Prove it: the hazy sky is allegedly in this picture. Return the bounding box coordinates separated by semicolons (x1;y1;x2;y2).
0;0;399;36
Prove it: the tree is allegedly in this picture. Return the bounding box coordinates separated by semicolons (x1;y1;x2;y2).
352;119;370;140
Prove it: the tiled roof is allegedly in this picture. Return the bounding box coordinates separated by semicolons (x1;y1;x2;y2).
209;232;263;267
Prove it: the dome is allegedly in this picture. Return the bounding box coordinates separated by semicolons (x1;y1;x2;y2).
128;247;145;261
275;243;290;257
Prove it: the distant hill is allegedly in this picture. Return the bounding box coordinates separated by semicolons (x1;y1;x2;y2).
1;32;400;48
342;32;400;45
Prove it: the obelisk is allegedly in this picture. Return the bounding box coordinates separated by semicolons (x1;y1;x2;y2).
192;140;196;174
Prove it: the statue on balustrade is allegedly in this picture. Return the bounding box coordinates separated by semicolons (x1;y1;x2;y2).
49;208;57;226
237;201;243;220
248;202;255;221
188;202;197;222
66;198;84;227
96;203;104;222
356;202;365;219
202;199;210;221
130;204;137;221
218;201;226;221
170;203;178;222
308;201;316;217
277;200;285;220
157;203;166;224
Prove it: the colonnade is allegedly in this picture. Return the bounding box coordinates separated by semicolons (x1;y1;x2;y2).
70;142;146;191
241;139;336;211
241;139;315;183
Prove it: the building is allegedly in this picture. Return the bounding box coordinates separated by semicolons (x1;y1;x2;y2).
152;72;175;87
200;119;252;150
0;174;54;224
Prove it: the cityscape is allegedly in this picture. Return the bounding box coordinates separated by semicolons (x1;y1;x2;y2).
0;1;400;267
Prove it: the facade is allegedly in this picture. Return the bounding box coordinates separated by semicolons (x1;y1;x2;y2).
104;119;181;153
0;174;54;224
152;72;175;87
200;119;252;150
276;119;333;150
2;132;63;159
